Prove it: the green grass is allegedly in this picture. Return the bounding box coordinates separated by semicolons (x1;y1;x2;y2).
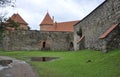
0;49;120;77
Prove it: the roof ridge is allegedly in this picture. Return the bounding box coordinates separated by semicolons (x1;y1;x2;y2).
57;20;80;23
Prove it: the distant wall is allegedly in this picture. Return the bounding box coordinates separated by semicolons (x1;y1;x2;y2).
2;30;73;51
74;0;120;52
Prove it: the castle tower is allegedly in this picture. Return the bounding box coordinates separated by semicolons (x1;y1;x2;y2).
40;12;54;31
40;12;80;32
7;13;29;30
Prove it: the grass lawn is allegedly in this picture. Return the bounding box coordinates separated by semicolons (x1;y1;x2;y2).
0;49;120;77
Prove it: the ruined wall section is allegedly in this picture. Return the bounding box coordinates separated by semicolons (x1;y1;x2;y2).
2;30;73;51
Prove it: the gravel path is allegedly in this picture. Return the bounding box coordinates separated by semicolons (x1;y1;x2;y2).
0;56;39;77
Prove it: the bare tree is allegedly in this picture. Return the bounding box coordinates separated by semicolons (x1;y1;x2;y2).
0;0;16;26
0;0;15;22
0;0;15;7
0;0;16;40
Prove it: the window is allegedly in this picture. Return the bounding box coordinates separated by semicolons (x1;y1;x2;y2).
77;28;82;37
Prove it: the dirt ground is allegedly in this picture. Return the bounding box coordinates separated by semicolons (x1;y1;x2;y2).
0;56;39;77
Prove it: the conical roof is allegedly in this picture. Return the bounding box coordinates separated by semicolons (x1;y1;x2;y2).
10;13;28;25
41;12;53;25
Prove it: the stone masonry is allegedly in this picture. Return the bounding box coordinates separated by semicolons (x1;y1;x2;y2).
2;30;73;51
1;0;120;52
74;0;120;52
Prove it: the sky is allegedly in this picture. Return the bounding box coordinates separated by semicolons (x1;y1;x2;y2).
1;0;105;30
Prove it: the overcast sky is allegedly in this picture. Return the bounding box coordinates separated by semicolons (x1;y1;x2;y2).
1;0;105;30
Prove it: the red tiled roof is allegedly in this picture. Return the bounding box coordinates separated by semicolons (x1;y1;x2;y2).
40;12;80;32
10;13;28;25
54;20;80;32
99;24;118;39
41;20;79;32
40;12;53;25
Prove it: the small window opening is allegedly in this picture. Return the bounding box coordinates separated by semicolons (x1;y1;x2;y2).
77;28;82;37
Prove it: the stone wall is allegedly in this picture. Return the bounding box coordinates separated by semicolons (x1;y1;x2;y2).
2;30;73;51
0;43;2;49
74;0;120;52
104;25;120;51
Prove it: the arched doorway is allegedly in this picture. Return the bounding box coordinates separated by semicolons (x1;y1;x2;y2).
69;42;74;50
43;42;46;48
70;42;73;48
41;41;50;50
